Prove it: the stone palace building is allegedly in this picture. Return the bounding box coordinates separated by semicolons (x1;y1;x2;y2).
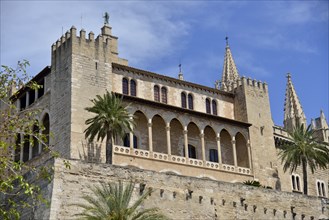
4;18;329;219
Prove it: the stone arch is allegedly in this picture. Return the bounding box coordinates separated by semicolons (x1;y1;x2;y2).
187;122;200;159
133;111;148;150
170;118;184;156
152;114;167;153
220;129;234;165
204;126;217;162
236;132;249;168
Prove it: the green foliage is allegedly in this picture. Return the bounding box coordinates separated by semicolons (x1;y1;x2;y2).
84;91;135;163
243;180;262;187
0;61;53;219
279;123;329;194
73;181;169;220
243;180;272;189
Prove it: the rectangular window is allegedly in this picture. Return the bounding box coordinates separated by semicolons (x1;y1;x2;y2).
28;90;35;106
209;149;218;162
20;94;26;110
38;79;45;98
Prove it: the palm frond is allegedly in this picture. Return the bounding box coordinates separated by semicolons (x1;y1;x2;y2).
72;181;169;220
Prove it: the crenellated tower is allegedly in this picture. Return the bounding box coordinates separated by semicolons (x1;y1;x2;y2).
219;39;279;188
283;73;306;132
50;20;128;160
311;110;329;142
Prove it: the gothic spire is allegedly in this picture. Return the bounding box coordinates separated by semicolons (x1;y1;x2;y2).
283;73;306;131
220;37;239;91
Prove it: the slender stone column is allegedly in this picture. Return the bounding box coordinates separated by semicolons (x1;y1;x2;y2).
35;88;38;100
200;130;205;163
232;136;237;167
247;140;252;169
16;99;21;111
19;134;23;162
26;92;30;107
129;116;134;154
166;123;171;155
216;134;222;164
184;127;188;160
129;132;134;149
29;135;32;160
148;119;153;152
38;129;42;154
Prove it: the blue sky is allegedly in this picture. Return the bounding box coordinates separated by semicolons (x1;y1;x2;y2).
1;1;328;126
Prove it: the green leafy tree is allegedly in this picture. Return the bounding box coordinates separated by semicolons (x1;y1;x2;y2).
74;181;168;220
279;124;329;195
84;92;135;164
0;61;53;219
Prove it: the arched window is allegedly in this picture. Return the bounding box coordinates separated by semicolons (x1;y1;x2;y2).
181;92;187;108
296;176;300;191
42;114;50;151
206;99;211;114
32;124;39;158
161;87;167;104
154;85;160;102
212;100;217;115
317;180;326;197
321;182;325;197
122;78;129;95
130;80;136;96
23;135;29;162
14;134;21;162
188;94;193;110
209;149;218;162
291;174;301;192
318;182;321;196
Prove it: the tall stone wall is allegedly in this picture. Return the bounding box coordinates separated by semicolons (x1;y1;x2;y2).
48;158;328;220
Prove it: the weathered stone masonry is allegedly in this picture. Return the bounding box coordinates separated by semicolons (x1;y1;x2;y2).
48;158;328;220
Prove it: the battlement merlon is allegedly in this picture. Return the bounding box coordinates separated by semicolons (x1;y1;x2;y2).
51;25;128;66
229;76;268;92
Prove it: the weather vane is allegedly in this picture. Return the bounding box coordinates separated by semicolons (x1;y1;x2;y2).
103;12;109;24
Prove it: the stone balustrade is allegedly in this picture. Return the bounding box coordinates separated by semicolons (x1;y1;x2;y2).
114;145;252;175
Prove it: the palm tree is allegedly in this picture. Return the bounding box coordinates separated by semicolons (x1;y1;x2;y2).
85;91;135;164
279;123;329;195
73;181;168;220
